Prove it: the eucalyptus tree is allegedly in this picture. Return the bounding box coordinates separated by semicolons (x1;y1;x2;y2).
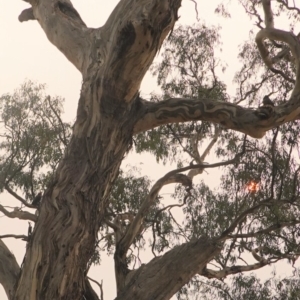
1;0;300;299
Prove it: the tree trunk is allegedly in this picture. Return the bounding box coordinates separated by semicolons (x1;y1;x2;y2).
11;0;182;298
14;82;139;299
7;0;300;299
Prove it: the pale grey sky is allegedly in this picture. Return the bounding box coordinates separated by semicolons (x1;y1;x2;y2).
0;1;298;299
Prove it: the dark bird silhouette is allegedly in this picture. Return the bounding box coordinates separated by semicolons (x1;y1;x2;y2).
32;192;42;207
28;222;32;236
263;95;274;107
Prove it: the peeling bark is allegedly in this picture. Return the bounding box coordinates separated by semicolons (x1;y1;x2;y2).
13;1;181;299
7;0;300;299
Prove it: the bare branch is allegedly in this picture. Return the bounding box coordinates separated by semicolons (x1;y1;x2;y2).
18;8;35;22
262;0;274;28
19;0;88;72
88;276;104;300
202;260;268;279
4;184;34;208
115;237;222;300
256;28;300;95
188;126;220;179
0;234;28;241
0;204;37;222
119;173;191;252
0;239;20;300
134;96;300;138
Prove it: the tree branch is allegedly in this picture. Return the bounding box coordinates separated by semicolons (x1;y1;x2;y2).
88;276;104;300
134;97;300;138
0;234;28;241
256;27;300;95
0;204;37;222
227;220;300;239
0;239;20;300
115;171;192;291
188;125;220;179
202;261;268;279
115;237;222;300
118;173;191;253
4;184;35;208
18;8;35;22
262;0;274;28
221;197;300;239
98;0;181;101
19;0;88;72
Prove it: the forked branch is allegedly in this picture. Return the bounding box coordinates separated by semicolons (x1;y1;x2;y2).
19;0;88;72
256;0;300;95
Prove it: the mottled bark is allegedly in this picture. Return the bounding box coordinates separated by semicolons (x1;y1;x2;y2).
115;237;222;300
13;0;181;299
0;240;19;300
5;0;300;299
134;96;300;138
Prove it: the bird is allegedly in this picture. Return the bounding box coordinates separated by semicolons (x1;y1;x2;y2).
28;222;32;236
262;95;274;107
32;192;42;207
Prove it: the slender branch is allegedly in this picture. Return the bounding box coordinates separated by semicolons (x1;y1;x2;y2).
117;172;192;258
117;151;244;255
88;276;103;300
201;260;268;279
188;126;220;179
4;185;34;208
220;197;299;239
0;204;37;222
104;218;119;232
0;234;28;241
228;220;300;239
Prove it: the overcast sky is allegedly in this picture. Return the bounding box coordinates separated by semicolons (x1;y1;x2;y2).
1;1;299;299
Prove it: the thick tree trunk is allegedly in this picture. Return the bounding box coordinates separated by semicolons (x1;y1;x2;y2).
13;82;139;299
12;1;181;298
9;0;300;299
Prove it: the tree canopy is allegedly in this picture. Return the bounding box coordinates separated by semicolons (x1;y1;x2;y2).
1;0;300;299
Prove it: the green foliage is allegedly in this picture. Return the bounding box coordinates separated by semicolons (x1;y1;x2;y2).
0;80;72;202
151;23;227;100
177;271;300;300
2;14;300;300
135;23;228;165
